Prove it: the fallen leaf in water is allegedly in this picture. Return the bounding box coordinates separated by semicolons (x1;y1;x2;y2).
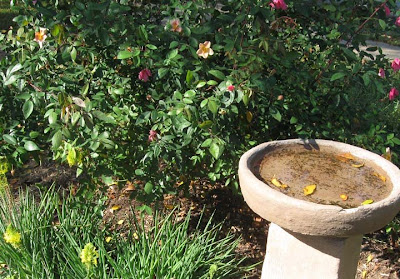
117;219;124;225
270;177;289;189
336;152;355;162
340;194;348;201
303;184;316;196
361;199;374;205
105;236;112;243
372;172;386;182
351;163;364;168
367;254;373;263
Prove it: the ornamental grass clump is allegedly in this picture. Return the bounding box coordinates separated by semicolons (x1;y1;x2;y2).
0;188;251;278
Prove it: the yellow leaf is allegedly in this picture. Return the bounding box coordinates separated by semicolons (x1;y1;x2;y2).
246;111;253;123
271;177;282;188
303;184;316;196
270;177;288;189
340;194;348;201
367;254;373;263
361;199;374;205
117;219;124;225
164;204;174;210
133;232;139;240
351;163;364;168
372;172;386;182
336;152;355;162
111;205;121;211
105;236;112;243
362;270;367;279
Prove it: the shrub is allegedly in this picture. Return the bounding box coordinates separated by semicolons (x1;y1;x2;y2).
1;0;400;200
0;188;249;278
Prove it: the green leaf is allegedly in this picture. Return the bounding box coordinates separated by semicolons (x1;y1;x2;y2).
117;50;133;59
158;68;169;78
24;141;40;151
208;70;226;80
52;131;62;149
330;72;346;81
209;141;224;159
23;100;33;119
186;70;193;85
379;19;386;30
208;99;218;115
199;120;213;129
392;137;400;145
70;47;77;62
3;134;16;145
196;81;206;88
144;182;153;194
290;117;298;124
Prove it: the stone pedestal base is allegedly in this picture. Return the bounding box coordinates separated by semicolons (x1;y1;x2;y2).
262;223;363;279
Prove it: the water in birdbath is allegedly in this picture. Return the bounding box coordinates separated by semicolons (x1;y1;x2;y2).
256;144;392;208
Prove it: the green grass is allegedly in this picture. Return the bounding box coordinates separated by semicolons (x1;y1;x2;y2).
0;188;252;278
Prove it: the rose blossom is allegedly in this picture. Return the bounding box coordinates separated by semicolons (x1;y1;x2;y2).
148;130;158;142
384;4;391;17
392;58;400;72
269;0;287;10
196;41;214;59
389;87;399;101
378;68;385;78
396;17;400;27
138;69;152;82
170;19;182;33
227;85;235;92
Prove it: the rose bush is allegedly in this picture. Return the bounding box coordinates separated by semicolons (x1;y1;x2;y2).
1;0;400;201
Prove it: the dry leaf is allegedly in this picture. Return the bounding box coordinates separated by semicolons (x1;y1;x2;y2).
246;111;253;123
367;254;373;263
303;184;316;196
105;236;112;243
164;204;174;210
362;270;367;279
117;219;124;225
133;232;139;240
361;199;374;205
372;172;386;182
111;205;121;211
351;163;364;168
340;194;348;201
336;152;355;162
270;177;289;189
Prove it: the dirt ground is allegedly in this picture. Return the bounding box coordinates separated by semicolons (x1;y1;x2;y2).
6;160;400;278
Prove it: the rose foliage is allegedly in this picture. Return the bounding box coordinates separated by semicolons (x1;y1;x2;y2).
1;0;400;201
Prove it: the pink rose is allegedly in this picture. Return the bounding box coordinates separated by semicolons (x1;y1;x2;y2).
270;0;287;10
389;88;399;101
148;130;158;142
378;68;385;78
384;4;390;17
227;85;235;92
396;17;400;27
392;58;400;72
138;69;152;82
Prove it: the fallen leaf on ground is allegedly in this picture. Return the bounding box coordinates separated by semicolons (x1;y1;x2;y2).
372;172;386;182
133;232;139;240
164;204;174;210
105;236;112;243
367;254;373;263
111;205;121;212
303;184;316;196
117;219;124;225
340;194;348;201
361;199;374;205
362;270;367;279
336;152;355;162
351;163;364;168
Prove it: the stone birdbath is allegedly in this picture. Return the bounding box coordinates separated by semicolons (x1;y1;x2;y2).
238;139;400;279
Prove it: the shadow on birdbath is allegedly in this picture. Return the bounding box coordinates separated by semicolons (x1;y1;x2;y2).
238;139;400;279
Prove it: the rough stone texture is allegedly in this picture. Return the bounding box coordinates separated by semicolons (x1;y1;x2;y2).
238;139;400;237
261;223;362;279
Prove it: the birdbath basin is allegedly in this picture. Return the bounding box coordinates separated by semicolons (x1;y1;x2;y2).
238;139;400;279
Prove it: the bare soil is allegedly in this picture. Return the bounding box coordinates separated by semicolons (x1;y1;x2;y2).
5;160;400;278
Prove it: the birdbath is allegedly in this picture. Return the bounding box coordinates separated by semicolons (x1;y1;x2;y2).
238;139;400;279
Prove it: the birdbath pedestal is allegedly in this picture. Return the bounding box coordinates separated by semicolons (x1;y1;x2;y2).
238;139;400;279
